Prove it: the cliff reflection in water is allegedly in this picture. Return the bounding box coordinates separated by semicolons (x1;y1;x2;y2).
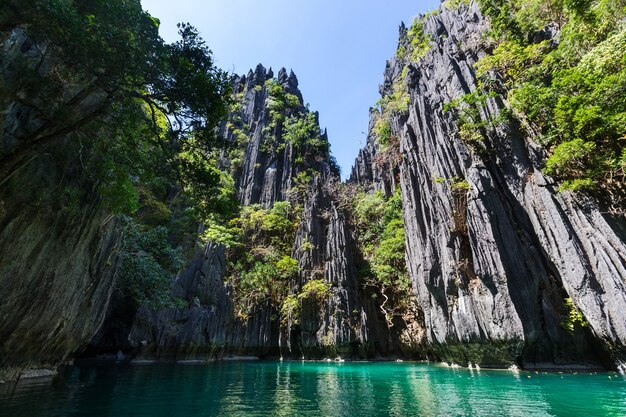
1;361;626;416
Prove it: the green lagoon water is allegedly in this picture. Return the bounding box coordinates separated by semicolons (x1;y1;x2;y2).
1;361;625;416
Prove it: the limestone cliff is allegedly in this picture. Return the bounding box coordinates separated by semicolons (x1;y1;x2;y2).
126;65;397;360
3;0;626;378
353;1;626;369
0;29;121;380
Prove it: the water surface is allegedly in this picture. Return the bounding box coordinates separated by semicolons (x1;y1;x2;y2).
1;361;625;416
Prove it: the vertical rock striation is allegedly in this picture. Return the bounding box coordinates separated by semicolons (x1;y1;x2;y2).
285;176;373;358
4;1;624;374
0;29;121;380
350;112;398;196
127;65;388;360
234;66;304;207
353;1;626;369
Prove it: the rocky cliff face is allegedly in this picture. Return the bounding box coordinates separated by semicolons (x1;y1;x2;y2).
233;66;306;207
4;0;625;376
287;176;372;357
126;65;395;360
350;111;399;196
0;29;121;380
352;1;626;369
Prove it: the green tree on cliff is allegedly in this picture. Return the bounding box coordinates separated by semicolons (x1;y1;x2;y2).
0;0;233;307
0;0;231;216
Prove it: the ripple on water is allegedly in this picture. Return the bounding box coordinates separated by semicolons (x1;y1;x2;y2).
1;362;625;417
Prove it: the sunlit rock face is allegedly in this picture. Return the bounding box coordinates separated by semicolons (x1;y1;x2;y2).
352;1;626;368
126;65;401;361
4;0;625;378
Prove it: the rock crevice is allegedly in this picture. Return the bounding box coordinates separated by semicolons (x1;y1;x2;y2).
352;1;626;368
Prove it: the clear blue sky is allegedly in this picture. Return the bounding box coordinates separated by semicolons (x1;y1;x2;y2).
141;0;441;178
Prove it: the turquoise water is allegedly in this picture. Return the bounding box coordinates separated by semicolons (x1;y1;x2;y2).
1;361;625;416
